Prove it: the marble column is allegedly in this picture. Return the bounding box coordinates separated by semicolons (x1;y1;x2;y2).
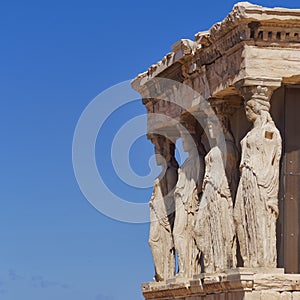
173;118;205;278
148;134;179;281
234;82;282;268
210;98;240;201
193;98;239;273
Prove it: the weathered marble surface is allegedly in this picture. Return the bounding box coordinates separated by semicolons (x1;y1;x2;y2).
132;2;300;104
131;1;299;291
210;99;240;201
173;131;205;278
234;87;282;268
194;145;236;273
142;268;300;300
194;118;237;273
149;135;178;281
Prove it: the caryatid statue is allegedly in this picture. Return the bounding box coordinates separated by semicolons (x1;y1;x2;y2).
210;99;240;201
234;85;282;268
173;120;205;278
194;117;236;273
148;135;179;281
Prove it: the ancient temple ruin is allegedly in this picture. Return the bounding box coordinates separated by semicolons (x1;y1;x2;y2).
131;2;300;299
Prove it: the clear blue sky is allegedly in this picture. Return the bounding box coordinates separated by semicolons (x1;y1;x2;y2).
0;1;298;299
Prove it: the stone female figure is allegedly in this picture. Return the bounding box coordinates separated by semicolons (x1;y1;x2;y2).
149;136;178;281
234;98;282;268
194;122;236;273
173;131;205;278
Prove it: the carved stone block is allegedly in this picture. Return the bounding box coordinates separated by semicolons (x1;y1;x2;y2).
280;292;292;300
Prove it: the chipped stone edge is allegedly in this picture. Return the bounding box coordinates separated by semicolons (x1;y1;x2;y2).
131;1;300;90
141;269;300;299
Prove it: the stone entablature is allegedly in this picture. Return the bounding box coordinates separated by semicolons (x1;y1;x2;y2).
132;2;300;110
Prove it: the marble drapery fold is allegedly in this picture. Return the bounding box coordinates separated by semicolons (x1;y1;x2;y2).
173;144;205;278
194;145;236;273
149;136;178;281
234;98;282;268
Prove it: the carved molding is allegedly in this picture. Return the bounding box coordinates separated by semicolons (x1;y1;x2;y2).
235;78;282;103
142;269;294;299
131;2;300;94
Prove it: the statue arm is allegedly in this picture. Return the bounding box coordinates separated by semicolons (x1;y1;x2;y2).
256;130;281;215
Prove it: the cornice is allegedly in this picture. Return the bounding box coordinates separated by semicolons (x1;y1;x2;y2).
131;2;300;93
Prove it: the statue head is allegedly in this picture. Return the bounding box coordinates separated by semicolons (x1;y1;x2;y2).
181;133;197;153
177;118;202;155
245;100;258;122
151;135;177;168
245;99;272;126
